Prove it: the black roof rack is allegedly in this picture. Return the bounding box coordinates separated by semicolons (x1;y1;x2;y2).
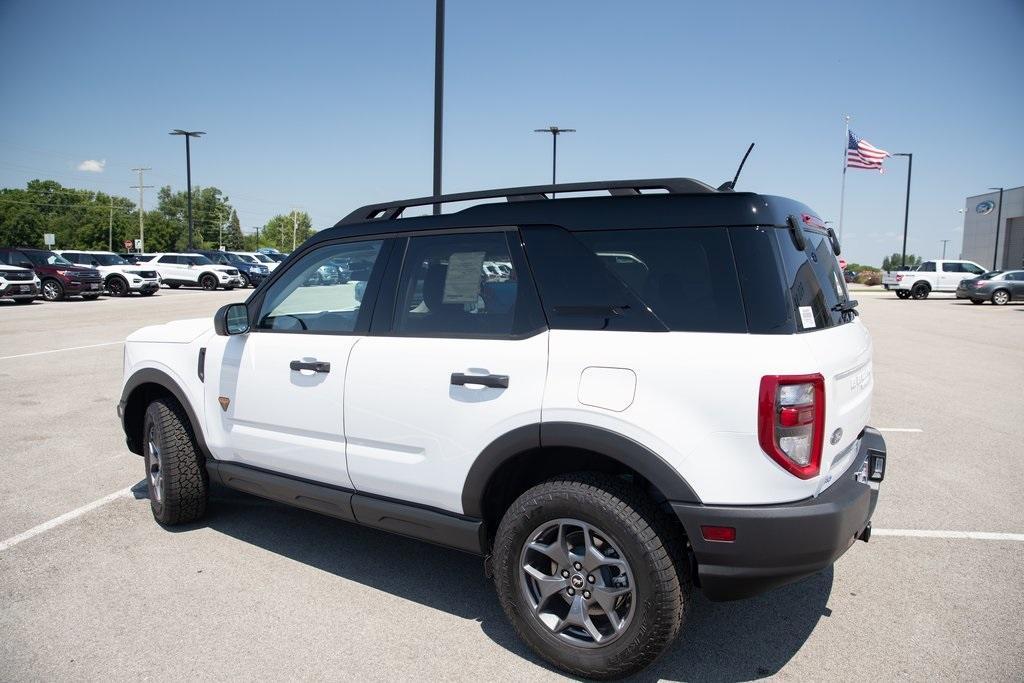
338;177;719;225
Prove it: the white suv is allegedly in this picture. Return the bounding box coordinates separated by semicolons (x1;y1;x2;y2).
56;250;160;296
142;253;243;290
118;179;886;679
0;264;40;303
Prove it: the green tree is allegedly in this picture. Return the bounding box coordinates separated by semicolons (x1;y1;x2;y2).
262;211;315;252
881;253;922;271
0;180;136;250
224;210;245;250
156;185;234;249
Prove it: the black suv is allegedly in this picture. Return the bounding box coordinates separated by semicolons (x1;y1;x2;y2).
194;249;270;288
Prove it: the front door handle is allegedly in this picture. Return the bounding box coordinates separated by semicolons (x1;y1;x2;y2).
290;360;331;373
450;372;509;389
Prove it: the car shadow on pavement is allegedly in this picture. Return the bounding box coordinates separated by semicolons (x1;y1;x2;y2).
160;483;830;681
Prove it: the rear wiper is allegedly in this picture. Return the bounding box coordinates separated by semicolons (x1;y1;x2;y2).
832;299;859;316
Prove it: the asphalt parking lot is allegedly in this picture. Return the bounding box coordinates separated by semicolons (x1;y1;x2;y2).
1;287;1022;681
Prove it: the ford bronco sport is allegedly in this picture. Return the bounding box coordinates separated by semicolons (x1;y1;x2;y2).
118;178;886;679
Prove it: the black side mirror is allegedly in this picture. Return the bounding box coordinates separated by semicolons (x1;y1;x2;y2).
214;303;250;336
826;227;842;256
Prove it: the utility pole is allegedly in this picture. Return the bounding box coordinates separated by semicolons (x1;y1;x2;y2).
131;167;152;252
291;209;299;250
432;0;444;214
989;187;1004;270
533;126;575;197
169;130;205;250
108;197;114;252
254;225;260;250
939;239;950;259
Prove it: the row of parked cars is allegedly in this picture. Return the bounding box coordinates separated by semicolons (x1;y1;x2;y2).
0;246;289;304
881;258;1024;304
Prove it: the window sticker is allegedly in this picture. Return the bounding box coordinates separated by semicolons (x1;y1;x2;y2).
442;251;486;304
799;306;816;329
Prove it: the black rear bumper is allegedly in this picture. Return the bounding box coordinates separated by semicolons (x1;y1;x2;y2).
672;427;885;601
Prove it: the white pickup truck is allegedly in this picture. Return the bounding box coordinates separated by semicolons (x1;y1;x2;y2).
882;259;986;299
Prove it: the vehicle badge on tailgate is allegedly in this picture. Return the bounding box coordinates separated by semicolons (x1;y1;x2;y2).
218;396;230;411
830;428;843;445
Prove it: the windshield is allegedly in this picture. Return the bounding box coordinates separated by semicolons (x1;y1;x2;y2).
234;253;258;263
95;253;127;265
187;255;214;266
27;251;73;267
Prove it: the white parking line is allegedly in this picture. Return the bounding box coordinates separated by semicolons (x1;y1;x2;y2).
0;340;123;361
873;528;1024;542
876;428;923;433
0;487;134;552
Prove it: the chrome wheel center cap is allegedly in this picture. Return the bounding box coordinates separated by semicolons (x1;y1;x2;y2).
570;574;585;590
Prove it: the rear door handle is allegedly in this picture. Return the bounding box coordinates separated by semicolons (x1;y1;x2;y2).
290;360;331;373
450;372;509;389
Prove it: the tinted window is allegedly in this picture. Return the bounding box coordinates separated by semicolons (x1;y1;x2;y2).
158;255;178;264
186;255;214;266
1003;271;1023;281
572;227;746;333
942;262;962;272
775;227;852;331
257;240;383;333
394;232;539;337
521;226;665;332
729;227;794;334
25;251;72;266
918;261;936;272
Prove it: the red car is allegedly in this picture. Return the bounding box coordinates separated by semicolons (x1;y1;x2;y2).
0;247;104;301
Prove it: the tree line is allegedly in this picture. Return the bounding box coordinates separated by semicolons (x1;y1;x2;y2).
0;179;315;253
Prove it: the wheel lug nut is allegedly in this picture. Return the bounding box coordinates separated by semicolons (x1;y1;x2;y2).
567;588;575;596
561;569;570;578
573;562;582;571
587;575;595;583
583;590;591;599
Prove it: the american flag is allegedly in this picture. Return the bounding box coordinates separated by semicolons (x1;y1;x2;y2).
847;131;889;171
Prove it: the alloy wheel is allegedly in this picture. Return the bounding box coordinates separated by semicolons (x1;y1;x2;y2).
993;290;1009;305
519;518;636;649
146;424;163;503
42;281;61;301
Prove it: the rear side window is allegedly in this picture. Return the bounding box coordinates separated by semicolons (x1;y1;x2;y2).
572;227;747;333
918;261;936;272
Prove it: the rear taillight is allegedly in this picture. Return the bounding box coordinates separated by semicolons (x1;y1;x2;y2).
758;374;825;479
974;280;988;287
895;274;903;282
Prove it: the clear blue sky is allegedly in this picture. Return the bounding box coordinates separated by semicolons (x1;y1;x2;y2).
1;0;1021;265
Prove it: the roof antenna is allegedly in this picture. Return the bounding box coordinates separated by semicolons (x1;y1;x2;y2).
718;142;755;192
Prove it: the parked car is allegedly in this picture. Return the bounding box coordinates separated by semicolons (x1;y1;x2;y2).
56;250;160;297
193;250;270;288
237;251;280;272
844;269;858;283
140;253;242;290
118;177;885;679
882;259;986;299
0;263;40;304
0;247;103;301
955;270;1024;305
118;252;151;265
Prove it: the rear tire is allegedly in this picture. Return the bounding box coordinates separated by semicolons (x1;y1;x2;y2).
911;283;930;300
895;290;910;299
142;397;208;525
991;289;1010;306
493;473;689;680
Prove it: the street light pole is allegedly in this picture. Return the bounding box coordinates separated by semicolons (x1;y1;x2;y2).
892;152;913;268
939;239;950;259
989;187;1004;270
432;0;444;215
170;129;205;250
533;126;575;197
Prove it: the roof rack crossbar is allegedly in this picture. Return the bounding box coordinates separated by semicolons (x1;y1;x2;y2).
338;177;717;224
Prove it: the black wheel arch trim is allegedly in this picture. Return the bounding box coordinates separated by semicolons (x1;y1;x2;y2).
119;367;211;460
461;421;702;517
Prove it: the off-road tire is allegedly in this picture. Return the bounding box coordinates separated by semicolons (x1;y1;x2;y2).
200;273;218;290
142;397;208;525
493;473;690;680
911;283;930;300
991;289;1010;306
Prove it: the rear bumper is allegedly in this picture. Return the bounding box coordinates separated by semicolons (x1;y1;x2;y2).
672;427;886;601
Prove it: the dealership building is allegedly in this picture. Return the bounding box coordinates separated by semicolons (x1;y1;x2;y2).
961;186;1024;270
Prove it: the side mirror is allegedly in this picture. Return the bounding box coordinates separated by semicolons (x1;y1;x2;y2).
214;303;250;336
826;227;842;256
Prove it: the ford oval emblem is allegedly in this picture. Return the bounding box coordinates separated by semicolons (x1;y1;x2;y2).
976;200;995;215
830;428;843;445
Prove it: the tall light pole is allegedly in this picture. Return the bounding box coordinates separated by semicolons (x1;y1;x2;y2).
534;126;575;197
131;167;152;253
169;129;205;250
892;152;913;268
939;239;950;259
432;0;444;215
989;187;1004;270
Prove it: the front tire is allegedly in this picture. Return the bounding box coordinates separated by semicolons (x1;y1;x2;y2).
238;272;251;288
991;289;1010;306
107;276;129;297
200;274;218;290
493;474;689;679
142;397;208;525
41;279;64;301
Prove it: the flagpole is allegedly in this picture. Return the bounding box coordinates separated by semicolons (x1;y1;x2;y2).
837;114;850;242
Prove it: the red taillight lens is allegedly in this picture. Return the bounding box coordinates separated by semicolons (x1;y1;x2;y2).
974;280;988;287
758;374;825;479
700;525;737;542
895;274;903;282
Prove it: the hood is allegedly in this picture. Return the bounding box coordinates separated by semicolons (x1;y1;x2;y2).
127;318;213;344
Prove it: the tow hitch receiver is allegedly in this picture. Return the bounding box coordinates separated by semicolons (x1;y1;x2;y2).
858;522;872;543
